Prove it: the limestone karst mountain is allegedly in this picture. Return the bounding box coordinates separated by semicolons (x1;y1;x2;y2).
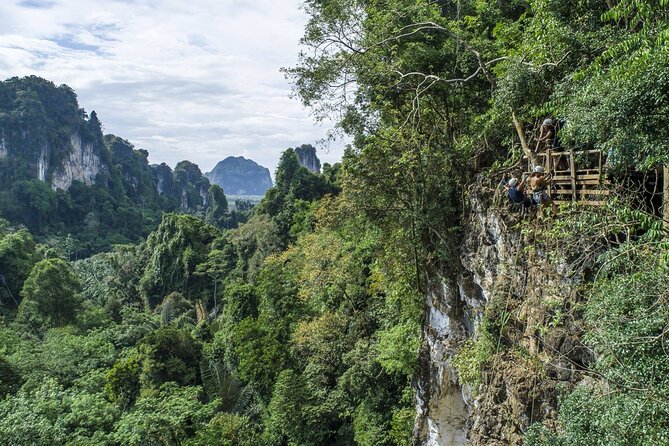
0;76;214;253
294;144;321;174
205;156;273;195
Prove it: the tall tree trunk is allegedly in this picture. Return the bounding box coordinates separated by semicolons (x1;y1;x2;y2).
512;111;539;168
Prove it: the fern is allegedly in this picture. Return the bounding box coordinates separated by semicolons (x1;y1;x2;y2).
200;359;262;417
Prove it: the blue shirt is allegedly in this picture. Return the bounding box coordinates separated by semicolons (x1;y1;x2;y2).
508;186;525;204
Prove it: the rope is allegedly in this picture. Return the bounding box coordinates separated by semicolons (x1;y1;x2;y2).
0;274;19;307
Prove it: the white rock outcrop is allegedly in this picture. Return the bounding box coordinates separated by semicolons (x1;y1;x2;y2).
0;130;7;158
414;276;470;446
38;144;48;182
51;133;105;190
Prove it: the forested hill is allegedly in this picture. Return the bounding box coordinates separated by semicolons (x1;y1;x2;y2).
0;146;348;445
0;76;245;255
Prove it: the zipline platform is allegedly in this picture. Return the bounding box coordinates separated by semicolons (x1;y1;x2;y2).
524;149;611;206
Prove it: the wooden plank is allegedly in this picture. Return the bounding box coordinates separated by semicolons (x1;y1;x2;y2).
552;180;611;187
525;172;611;183
578;179;611;185
546;148;552;175
525;149;602;158
553;189;610;195
554;200;607;206
524;170;607;177
552;174;603;181
570;149;577;201
551;176;610;183
664;165;669;230
576;189;610;195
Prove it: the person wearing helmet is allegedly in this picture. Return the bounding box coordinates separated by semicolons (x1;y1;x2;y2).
530;165;552;206
535;118;556;153
505;175;531;208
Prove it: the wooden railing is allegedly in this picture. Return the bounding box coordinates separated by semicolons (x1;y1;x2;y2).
524;149;610;206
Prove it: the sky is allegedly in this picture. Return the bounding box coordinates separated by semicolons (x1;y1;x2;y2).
0;0;345;176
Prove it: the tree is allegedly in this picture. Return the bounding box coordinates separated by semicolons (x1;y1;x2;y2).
10;180;57;232
222;283;259;325
157;291;194;326
556;1;669;168
0;229;37;309
204;184;228;228
105;355;141;410
74;245;144;308
138;326;202;388
0;378;72;446
256;147;338;248
228;317;291;397
62;390;120;445
139;213;219;307
16;258;81;330
195;245;237;311
36;327;116;386
86;110;103;142
0;356;21;397
227;214;282;280
274;149;301;191
264;369;329;445
186;413;260;446
112;383;216;446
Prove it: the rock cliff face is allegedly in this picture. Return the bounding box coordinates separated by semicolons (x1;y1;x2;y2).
51;133;106;190
0;77;109;190
414;273;469;446
0;130;7;158
37;143;47;182
205;156;272;195
153;162;178;197
295;144;321;174
173;160;211;210
414;177;588;445
0;127;106;190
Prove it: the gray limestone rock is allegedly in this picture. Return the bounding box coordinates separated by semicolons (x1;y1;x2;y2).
205;156;273;195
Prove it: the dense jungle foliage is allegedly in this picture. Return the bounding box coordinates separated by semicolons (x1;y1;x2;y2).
0;0;667;444
0;76;253;256
284;0;669;442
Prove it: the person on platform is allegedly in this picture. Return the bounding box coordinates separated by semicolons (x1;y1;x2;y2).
535;118;556;153
530;166;553;207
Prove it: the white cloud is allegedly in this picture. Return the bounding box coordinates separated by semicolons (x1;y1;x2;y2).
0;0;346;175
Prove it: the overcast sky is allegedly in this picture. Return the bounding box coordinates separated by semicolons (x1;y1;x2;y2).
0;0;344;175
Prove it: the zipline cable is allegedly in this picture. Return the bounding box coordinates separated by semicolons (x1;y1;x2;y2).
0;274;20;307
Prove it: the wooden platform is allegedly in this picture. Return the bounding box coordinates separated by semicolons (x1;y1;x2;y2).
524;149;609;206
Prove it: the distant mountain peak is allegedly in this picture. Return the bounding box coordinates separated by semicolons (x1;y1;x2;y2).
205;156;272;195
295;144;321;174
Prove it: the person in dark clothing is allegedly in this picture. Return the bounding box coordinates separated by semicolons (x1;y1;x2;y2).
505;176;532;208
